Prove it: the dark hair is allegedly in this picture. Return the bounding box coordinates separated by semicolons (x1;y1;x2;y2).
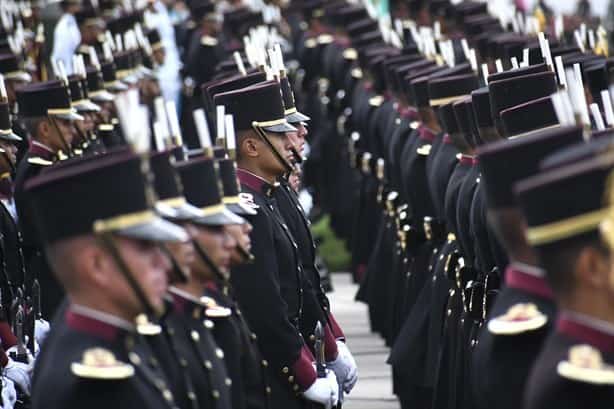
538;232;609;295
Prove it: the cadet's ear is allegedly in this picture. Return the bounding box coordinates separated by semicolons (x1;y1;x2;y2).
239;131;260;158
37;119;51;139
86;243;113;289
575;245;610;289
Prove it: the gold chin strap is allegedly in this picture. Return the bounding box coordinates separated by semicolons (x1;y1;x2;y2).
251;121;295;173
97;233;159;318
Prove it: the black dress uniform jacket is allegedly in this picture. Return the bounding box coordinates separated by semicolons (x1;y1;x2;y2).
233;169;317;409
32;306;180;409
14;143;61;317
524;312;614;409
472;264;556;409
205;283;271;409
164;289;233;409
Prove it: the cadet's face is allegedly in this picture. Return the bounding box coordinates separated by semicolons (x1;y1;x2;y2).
288;123;308;156
153;48;166;66
47;117;76;151
0;141;17;170
114;236;171;315
264;131;294;175
165;239;196;277
82;112;95;133
225;223;252;265
189;224;236;277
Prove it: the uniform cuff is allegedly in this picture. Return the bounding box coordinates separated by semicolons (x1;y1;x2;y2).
0;322;17;349
292;345;317;391
324;324;339;361
327;312;345;341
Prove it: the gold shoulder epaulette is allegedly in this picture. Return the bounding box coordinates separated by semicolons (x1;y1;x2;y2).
135;314;162;336
417;144;432;156
201;35;218;47
487;303;548;335
369;95;384;107
27;157;53;166
343;48;357;61
71;348;134;380
200;296;232;318
317;34;334;45
304;38;317;48
557;344;614;384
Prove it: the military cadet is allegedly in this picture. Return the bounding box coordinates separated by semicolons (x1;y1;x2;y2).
0;79;25;297
213;81;339;409
67;72;102;154
14;80;81;318
471;125;585;409
518;141;614;409
27;149;188;409
208;156;274;409
276;72;358;398
0;53;32;109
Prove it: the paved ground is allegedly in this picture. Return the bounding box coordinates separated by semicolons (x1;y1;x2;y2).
328;273;400;409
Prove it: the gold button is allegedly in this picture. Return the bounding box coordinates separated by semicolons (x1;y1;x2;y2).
216;348;224;359
128;352;141;366
266;386;272;394
163;389;173;402
262;360;268;367
204;320;214;329
193;309;201;319
167;327;175;336
309;335;315;341
149;357;158;367
188;392;196;401
204;360;213;370
191;330;200;341
288;376;294;383
282;366;289;374
179;358;188;367
212;390;220;399
155;378;166;390
225;378;232;386
293;384;299;391
251;333;257;340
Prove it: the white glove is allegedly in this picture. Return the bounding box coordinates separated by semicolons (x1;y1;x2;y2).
327;341;358;394
0;378;16;409
34;319;50;347
3;355;32;396
302;369;339;409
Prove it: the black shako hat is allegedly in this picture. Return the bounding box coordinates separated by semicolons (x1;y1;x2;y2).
175;157;244;226
101;61;128;92
516;152;614;249
150;150;206;222
0;101;21;142
16;80;83;121
86;66;115;102
24;150;188;244
146;29;163;51
204;71;266;114
213;80;296;133
68;74;101;113
488;71;557;136
0;53;31;82
500;96;558;138
428;73;480;107
477;125;583;209
217;158;257;216
280;76;310;124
